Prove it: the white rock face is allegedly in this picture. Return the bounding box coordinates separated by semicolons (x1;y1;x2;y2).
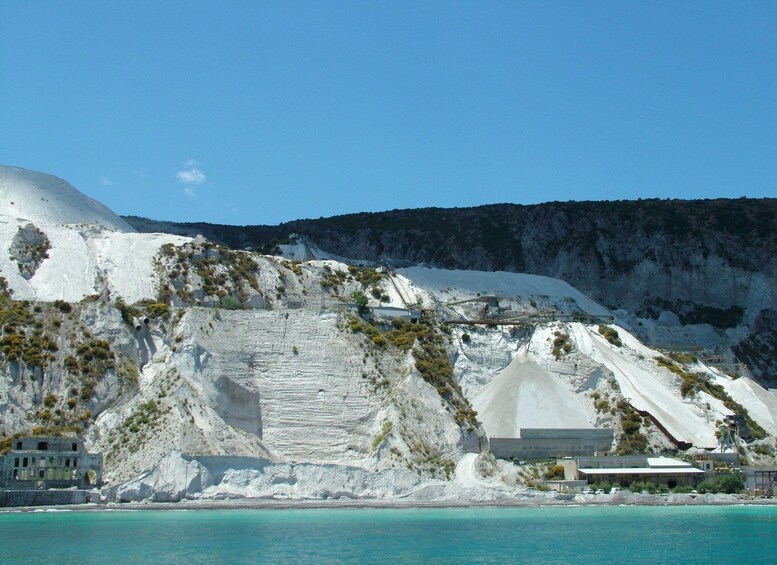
0;166;190;303
174;308;387;466
2;167;777;503
0;219;189;303
0;166;134;231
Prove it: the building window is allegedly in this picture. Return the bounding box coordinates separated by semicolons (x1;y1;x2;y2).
14;458;19;467
37;441;48;451
15;441;22;450
71;443;78;452
23;457;28;467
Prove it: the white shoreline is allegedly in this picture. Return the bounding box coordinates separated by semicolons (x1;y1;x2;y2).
3;492;777;513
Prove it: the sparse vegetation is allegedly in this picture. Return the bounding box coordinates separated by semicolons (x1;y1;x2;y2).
655;356;767;440
614;400;649;454
552;331;573;359
11;223;50;279
320;268;348;290
598;324;622;347
158;241;259;305
347;315;478;428
371;420;394;450
348;265;385;287
544;464;565;480
667;351;698;365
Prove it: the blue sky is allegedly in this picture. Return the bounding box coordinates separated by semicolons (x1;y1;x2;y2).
2;1;776;225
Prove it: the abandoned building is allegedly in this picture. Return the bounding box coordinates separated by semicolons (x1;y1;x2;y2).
489;428;615;460
0;436;102;490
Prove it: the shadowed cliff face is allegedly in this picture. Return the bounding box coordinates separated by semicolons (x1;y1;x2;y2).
124;198;777;309
124;198;777;382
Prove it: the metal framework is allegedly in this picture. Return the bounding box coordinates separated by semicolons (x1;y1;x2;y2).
754;469;777;497
445;312;615;326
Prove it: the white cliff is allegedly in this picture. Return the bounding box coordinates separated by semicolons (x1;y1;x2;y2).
1;166;776;503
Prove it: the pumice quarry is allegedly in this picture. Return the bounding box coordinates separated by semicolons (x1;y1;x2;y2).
1;165;777;508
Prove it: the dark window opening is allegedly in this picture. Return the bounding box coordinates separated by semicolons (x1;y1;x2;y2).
14;458;19;467
38;470;45;479
37;441;48;450
668;480;677;489
65;458;70;468
71;443;78;452
15;441;23;450
23;457;28;467
13;469;19;480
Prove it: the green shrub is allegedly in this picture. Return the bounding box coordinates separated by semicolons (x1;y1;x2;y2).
221;296;243;310
544;464;565;480
351;290;369;314
552;332;572;359
54;300;72;313
697;473;744;494
598;325;622;347
668;351;698;364
147;302;171;318
629;480;657;494
615;401;649;454
371;420;394;450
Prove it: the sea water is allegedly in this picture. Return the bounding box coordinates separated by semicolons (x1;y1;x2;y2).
1;505;775;564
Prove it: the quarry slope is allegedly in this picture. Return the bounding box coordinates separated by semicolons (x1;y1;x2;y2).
1;167;776;503
1;166;134;231
126;198;777;384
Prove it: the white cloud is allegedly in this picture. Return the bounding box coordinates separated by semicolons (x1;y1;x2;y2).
176;167;206;185
99;176;112;186
183;186;197;197
183;158;201;168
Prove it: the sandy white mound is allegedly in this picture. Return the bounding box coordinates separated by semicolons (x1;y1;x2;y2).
474;351;593;437
0;165;133;231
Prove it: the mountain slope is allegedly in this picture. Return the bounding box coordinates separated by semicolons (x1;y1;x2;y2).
1;166;134;231
125;198;777;383
2;167;776;504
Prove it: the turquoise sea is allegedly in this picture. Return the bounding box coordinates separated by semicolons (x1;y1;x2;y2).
1;505;775;564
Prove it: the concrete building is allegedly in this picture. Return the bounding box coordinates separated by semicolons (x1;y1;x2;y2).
0;436;102;490
371;306;421;323
559;455;705;489
490;428;614;461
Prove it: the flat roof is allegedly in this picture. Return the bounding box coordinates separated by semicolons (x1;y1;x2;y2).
646;457;692;468
579;467;705;476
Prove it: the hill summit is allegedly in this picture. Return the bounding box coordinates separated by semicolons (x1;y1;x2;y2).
0;166;133;232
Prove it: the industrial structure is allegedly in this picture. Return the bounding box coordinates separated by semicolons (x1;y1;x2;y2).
444;295;614;327
558;455;707;489
490;428;614;461
0;436;102;505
